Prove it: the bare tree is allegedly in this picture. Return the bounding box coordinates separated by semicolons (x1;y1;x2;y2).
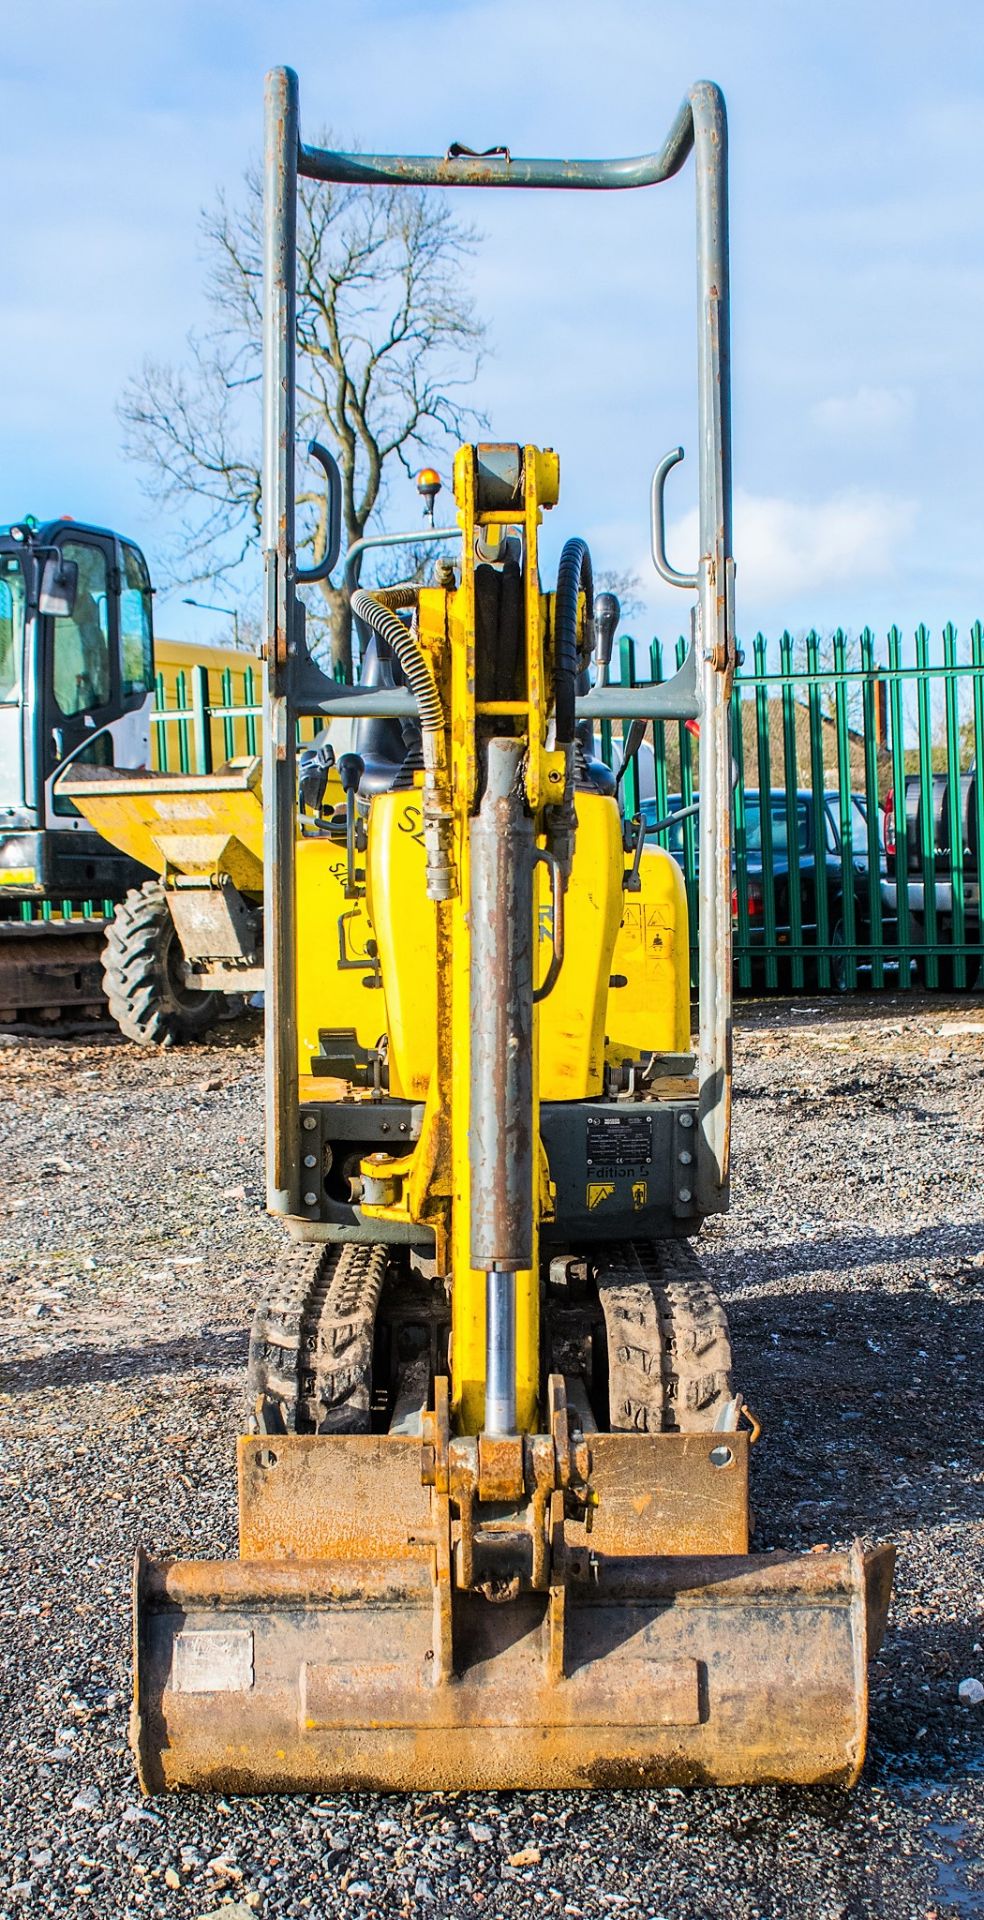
595;567;646;624
120;150;486;676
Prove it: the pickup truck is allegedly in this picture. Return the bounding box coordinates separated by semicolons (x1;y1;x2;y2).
881;772;981;967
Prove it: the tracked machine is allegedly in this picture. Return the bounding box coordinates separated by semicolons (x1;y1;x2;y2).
130;67;894;1792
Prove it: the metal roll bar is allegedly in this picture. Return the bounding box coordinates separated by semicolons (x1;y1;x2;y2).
262;64;734;1221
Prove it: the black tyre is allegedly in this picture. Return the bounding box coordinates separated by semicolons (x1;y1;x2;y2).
102;880;218;1046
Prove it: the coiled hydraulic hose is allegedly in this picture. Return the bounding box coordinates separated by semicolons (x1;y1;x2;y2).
553;538;594;744
350;589;443;732
350;588;453;899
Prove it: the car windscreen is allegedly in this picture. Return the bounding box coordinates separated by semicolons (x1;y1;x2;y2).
0;554;25;702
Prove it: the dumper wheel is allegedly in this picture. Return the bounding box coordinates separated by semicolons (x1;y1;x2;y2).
597;1239;733;1433
102;881;218;1047
248;1241;389;1435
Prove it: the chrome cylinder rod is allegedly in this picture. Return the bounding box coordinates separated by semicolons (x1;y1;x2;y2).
484;1269;517;1435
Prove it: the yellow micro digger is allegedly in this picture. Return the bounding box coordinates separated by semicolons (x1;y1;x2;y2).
126;67;894;1793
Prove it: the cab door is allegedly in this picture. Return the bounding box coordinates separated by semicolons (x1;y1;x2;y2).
43;530;117;830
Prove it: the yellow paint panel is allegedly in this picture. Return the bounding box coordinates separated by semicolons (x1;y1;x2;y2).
608;845;691;1057
364;788;437;1099
295;833;396;1083
60;761;265;883
538;791;623;1100
0;868;37;886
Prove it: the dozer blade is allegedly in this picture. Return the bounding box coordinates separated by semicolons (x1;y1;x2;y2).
133;1539;895;1793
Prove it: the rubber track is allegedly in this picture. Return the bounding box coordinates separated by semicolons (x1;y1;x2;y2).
248;1241;389;1434
597;1239;733;1434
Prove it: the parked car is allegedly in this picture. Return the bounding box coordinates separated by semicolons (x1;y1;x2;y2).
642;787;888;989
881;773;981;962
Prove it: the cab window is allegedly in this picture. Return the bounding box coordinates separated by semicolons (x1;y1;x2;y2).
120;543;154;696
52;541;111;716
0;555;26;701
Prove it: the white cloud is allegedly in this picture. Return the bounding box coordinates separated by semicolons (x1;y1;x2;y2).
666;487;917;605
811;385;914;438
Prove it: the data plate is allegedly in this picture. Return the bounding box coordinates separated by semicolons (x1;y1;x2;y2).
585;1112;654;1178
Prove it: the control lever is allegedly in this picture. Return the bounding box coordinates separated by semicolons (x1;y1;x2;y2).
615;718;647;794
592;591;620;687
337;752;365;899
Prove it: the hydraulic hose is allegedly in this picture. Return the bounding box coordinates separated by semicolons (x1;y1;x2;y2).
553;538;594;745
350;589;443;732
360;583;417;610
350;588;453;899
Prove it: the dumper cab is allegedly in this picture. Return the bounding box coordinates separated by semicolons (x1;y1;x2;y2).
0;517;155;906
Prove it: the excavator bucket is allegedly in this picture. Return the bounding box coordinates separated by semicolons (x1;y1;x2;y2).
132;1434;895;1792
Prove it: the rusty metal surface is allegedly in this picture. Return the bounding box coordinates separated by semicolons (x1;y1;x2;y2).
166;880;260;965
238;1435;432;1563
132;1542;894;1793
476;1432;525;1503
238;1424;748;1565
572;1432;749;1557
469;738;535;1274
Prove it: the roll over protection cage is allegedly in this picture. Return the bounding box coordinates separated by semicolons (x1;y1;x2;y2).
261;65;735;1224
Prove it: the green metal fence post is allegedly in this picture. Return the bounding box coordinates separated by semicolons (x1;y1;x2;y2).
153;670;168;772
619;634;639;817
650;640;668;830
176;671;191;774
942;622;966;988
752;633;778;989
732;667;751;991
779;630;804;990
221;667;236;764
887;626;911;988
859;627;885;990
190;665;213;776
915;624;939;987
832;629;858;990
676;635;698;989
805;630;832;988
244;666;258;758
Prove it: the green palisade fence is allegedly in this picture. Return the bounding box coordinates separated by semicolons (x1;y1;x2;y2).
17;629;984;992
605;623;984;992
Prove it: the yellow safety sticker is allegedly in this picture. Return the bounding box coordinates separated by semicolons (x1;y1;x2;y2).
586;1182;616;1210
0;869;36;885
632;1180;648;1210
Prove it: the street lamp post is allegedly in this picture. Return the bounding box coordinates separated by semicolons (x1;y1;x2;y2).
182;597;241;649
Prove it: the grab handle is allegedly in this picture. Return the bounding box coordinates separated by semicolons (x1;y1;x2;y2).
296;440;342;584
533;849;565;1003
650;446;698;591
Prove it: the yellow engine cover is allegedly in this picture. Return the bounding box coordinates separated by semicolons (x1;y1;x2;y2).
365;788;437;1099
608;843;692;1058
538;790;624;1099
295;834;386;1083
303;787;691;1097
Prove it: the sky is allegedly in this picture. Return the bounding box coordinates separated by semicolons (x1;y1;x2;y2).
2;0;983;654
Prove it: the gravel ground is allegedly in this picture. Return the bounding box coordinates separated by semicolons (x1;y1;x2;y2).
0;996;982;1920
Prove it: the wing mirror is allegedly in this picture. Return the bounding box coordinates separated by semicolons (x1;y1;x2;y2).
39;553;78;619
